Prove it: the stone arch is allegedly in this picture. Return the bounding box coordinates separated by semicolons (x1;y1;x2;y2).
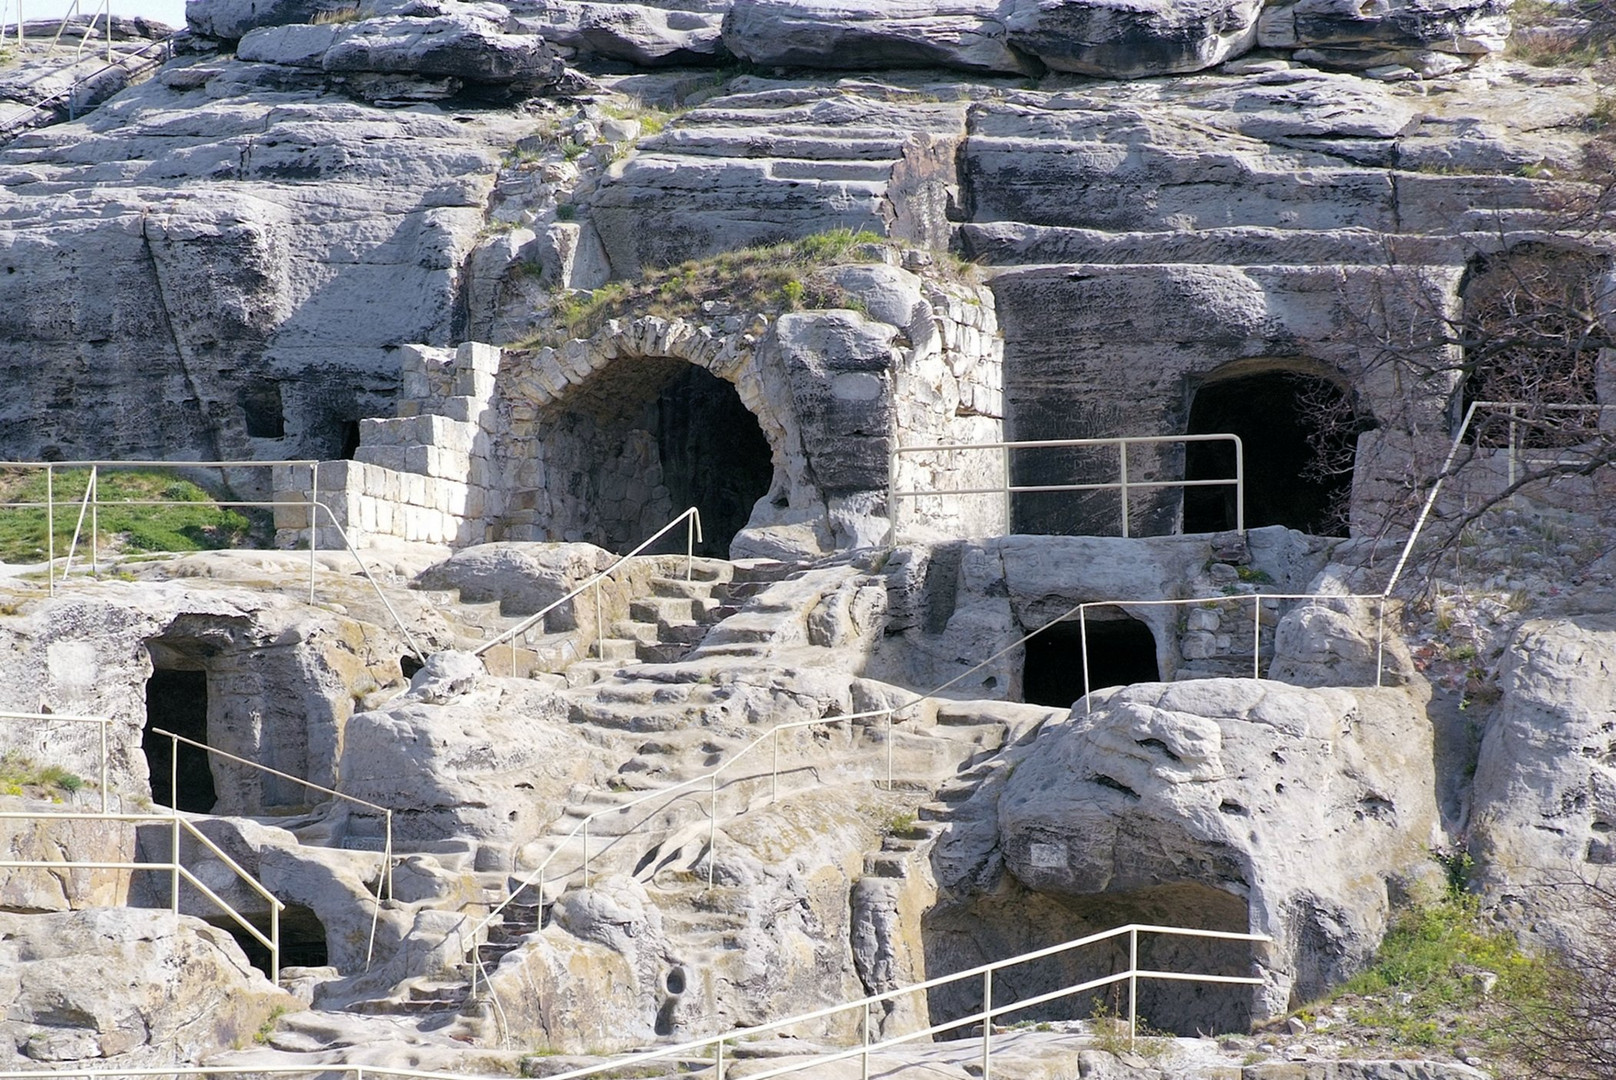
507;316;794;556
1183;359;1369;536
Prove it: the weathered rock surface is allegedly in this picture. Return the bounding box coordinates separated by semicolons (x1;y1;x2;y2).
932;679;1440;1020
0;908;294;1067
722;0;1030;73
238;12;566;91
0;804;135;911
1002;0;1262;77
1470;615;1616;946
0;74;536;464
513;0;731;65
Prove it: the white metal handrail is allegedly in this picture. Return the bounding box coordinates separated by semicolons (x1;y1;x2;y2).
473;506;703;675
0;30;172;136
888;434;1245;542
1383;399;1611;598
151;725;393;969
0;809;283;982
0;709;109;812
0;460;426;660
1070;593;1390;712
0;921;1269;1080
529;922;1268;1080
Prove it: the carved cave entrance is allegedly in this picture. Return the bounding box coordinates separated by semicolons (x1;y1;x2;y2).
1022;613;1159;709
548;358;773;557
142;648;215;814
1183;371;1359;536
214;902;329;977
924;883;1254;1036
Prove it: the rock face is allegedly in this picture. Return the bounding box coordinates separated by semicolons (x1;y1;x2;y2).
929;679;1440;1026
513;1;731;65
0;573;414;810
0;908;294;1068
1002;0;1263;77
0;807;136;911
722;0;1031;73
1470;616;1616;946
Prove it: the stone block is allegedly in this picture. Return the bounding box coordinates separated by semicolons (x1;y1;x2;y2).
456;340;501;376
440;396;483;424
355;446;406;474
1186;607;1221;632
405;444;432;476
452;368;496;401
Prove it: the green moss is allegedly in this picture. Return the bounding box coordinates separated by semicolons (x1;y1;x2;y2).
0;468;264;564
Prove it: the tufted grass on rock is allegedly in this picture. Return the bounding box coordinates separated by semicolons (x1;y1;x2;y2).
1318;889;1556;1063
539;228;887;344
0;468;263;564
0;750;86;798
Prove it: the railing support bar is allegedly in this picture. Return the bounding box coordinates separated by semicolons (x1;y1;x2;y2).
45;464;54;596
1118;441;1129;538
309;462;318;605
1128;927;1139;1050
981;967;992;1080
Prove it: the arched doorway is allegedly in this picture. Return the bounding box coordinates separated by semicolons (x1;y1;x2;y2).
1022;613;1160;709
542;357;774;557
1183;370;1363;536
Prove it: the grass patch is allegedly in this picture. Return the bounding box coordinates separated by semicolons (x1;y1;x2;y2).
0;468;264;564
311;5;364;24
0;750;87;799
538;228;889;343
1324;888;1555;1061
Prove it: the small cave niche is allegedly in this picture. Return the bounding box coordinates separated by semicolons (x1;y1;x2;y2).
922;883;1254;1038
541;358;774;557
339;420;362;461
239;381;286;440
142;656;216;814
1183;369;1363;536
1022;613;1160;709
213;902;329;977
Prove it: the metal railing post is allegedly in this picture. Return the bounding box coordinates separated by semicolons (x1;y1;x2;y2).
1128;926;1138;1050
1001;444;1012;534
1376;598;1386;689
593;579;604;658
771;728;779;804
717;1037;725;1080
309;462;318;604
170;758;180;915
1233;434;1245;534
981;967;992;1080
1253;599;1262;680
98;719;107;814
1118;441;1130;539
861;998;872;1080
270;901;280;984
45;464;54;595
581;818;590;888
885;711;893;791
687;511;695;581
89;466;98;577
1080;607;1092;715
707;771;718;889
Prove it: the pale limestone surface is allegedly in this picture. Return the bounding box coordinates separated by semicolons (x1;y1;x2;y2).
0;908;295;1067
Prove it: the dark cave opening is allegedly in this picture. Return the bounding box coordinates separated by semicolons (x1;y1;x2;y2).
923;883;1255;1038
549;358;774;557
142;667;216;814
215;902;329;977
1183;371;1359;536
655;365;774;557
1022;615;1160;709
